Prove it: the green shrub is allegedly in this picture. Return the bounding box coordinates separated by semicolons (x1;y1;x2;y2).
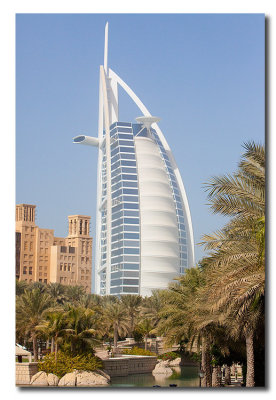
158;351;179;361
38;351;103;378
122;346;156;356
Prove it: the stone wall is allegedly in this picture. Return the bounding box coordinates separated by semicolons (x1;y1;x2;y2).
16;362;38;385
103;355;157;377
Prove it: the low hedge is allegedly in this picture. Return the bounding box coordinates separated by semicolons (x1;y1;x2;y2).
38;351;103;378
158;351;179;361
122;346;156;356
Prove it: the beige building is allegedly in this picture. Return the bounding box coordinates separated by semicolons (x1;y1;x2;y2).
15;204;92;293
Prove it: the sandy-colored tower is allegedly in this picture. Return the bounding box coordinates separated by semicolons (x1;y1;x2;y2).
16;204;93;293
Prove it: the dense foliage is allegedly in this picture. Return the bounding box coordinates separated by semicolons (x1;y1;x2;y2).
122;346;156;356
38;351;103;378
158;351;179;361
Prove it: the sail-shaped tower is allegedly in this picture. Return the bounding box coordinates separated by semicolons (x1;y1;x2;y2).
73;23;195;296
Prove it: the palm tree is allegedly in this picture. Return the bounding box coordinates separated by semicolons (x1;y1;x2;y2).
65;285;86;305
77;293;103;311
16;279;29;295
46;283;67;305
142;289;166;328
62;306;98;355
155;267;212;385
30;281;47;293
36;310;66;360
156;267;205;347
137;318;154;350
121;295;142;337
16;288;53;361
200;141;265;387
103;302;129;349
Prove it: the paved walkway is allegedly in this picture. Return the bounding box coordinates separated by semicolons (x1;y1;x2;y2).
95;348;109;360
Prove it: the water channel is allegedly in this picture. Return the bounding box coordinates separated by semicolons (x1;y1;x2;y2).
110;366;200;388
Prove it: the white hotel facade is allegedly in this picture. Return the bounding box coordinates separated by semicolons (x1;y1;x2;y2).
74;23;195;296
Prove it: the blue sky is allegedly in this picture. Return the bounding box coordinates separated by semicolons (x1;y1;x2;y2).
16;13;264;290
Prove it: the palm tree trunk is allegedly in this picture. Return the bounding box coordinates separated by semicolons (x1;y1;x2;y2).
54;340;58;362
33;336;38;362
246;330;255;387
145;334;148;350
206;351;212;387
51;337;54;353
212;366;220;387
225;365;231;385
201;335;207;387
201;335;212;387
130;315;134;337
114;324;118;349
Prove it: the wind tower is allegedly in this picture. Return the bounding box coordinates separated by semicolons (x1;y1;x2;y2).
73;23;195;296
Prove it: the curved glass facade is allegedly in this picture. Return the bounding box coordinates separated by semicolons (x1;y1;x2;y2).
98;121;189;296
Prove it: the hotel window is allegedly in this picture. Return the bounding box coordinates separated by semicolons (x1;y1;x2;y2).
29;267;32;275
60;264;63;271
44;279;47;283
68;265;71;271
39;272;42;277
39;266;42;271
39;279;42;282
29;242;33;251
64;264;67;271
23;267;27;275
24;242;28;251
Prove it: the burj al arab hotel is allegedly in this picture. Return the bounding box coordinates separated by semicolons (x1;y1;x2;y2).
73;23;194;296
